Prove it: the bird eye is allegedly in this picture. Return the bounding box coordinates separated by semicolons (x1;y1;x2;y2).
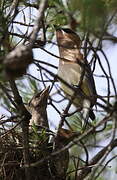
62;28;76;34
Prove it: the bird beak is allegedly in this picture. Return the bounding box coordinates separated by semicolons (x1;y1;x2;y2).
56;28;65;45
41;86;50;97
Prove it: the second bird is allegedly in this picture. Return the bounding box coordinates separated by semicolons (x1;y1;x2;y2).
56;28;97;121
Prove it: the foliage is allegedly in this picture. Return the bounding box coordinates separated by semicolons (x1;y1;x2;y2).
0;0;117;180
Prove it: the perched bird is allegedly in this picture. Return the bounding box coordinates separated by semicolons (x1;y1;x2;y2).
56;28;97;121
29;86;50;148
29;86;50;128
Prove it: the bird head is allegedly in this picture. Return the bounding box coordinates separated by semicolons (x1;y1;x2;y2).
56;28;81;49
29;86;50;110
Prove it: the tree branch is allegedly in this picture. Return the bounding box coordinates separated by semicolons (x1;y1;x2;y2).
9;79;31;180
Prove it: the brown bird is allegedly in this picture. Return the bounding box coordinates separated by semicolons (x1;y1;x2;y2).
56;28;97;121
29;86;50;128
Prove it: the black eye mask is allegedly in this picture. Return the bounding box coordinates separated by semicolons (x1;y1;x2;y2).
61;28;76;34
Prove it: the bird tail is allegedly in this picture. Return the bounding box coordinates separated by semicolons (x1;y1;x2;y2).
89;109;95;121
82;99;95;123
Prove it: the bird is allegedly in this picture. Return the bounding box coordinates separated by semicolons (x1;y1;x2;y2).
56;28;97;121
28;86;50;149
29;86;50;128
